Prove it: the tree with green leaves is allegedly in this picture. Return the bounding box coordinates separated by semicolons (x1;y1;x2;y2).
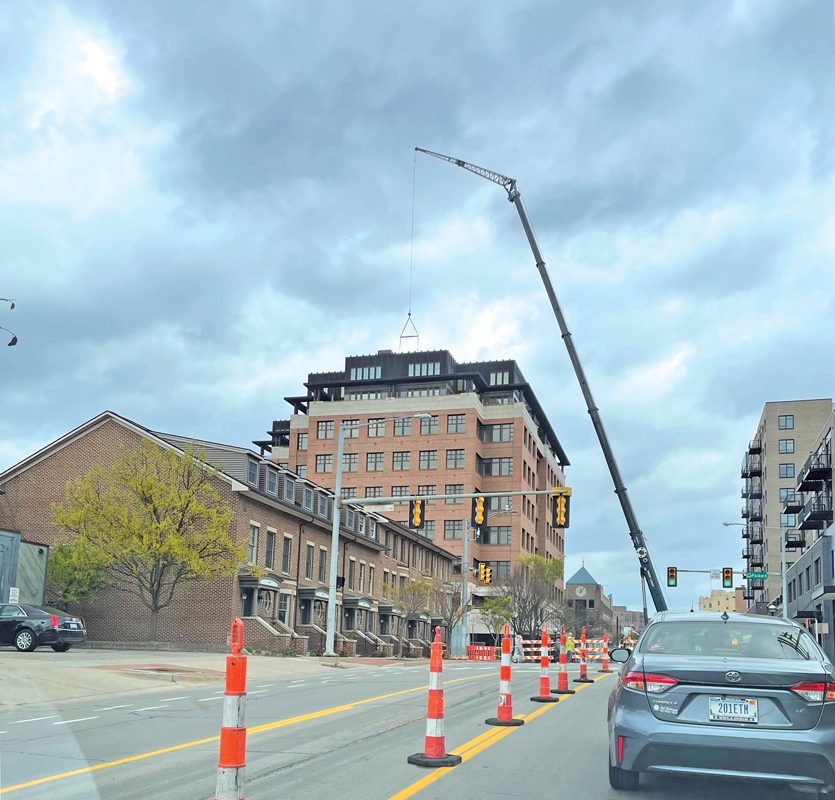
494;554;564;636
384;578;432;658
480;594;514;645
45;539;107;609
53;440;244;640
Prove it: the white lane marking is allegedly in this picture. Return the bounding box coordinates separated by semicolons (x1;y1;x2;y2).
10;716;59;725
256;684;275;688
160;696;188;702
137;705;168;711
52;717;99;726
96;705;133;711
0;731;7;735
198;696;224;702
247;689;267;695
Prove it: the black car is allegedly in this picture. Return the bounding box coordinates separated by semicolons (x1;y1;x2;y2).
0;603;87;652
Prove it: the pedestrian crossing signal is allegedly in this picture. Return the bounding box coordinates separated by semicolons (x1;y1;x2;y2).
722;567;733;589
667;567;678;587
471;495;487;527
408;499;425;530
552;494;570;528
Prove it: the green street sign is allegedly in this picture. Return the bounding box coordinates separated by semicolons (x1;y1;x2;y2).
744;570;768;580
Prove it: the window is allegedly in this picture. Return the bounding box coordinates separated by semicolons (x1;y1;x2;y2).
282;537;292;573
780;513;796;527
365;486;383;498
368;418;385;437
357;515;366;536
367;452;385;471
815;558;822;586
303;487;314;510
263;531;275;569
479;422;513;443
369;566;375;596
297;432;308;451
420;415;439;435
399;538;407;563
489;371;510;386
266;469;278;496
296;464;307;478
315;454;333;473
418;484;436;503
779;488;795;502
446;449;465;469
347;389;388;401
399;575;407;591
368;519;377;540
358;563;366;594
247;459;259;486
349;365;382;380
248;525;259;563
284;476;295;502
447;414;466;434
423;520;436;539
419;450;437;470
806;565;812;590
345;509;356;530
482;560;511;579
317;420;334;439
408;362;441;377
277;594;290;625
798;573;804;595
318;494;330;518
444;520;464;540
391;485;409;497
778;415;795;430
383;569;390;591
480;457;513;476
393;451;411;471
779;463;796;478
342;453;359;472
348;559;356;591
394;417;412;436
482;526;511;545
778;439;795;454
318;548;327;583
343;419;359;438
305;543;314;580
342;487;357;499
445;484;464;504
589;599;595;609
488;496;513;512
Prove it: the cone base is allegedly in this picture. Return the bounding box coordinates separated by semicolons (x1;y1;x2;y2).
485;717;524;726
551;688;575;694
574;678;595;683
408;752;462;768
530;695;559;703
598;668;613;673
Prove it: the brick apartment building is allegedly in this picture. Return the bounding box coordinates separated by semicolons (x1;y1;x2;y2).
564;566;613;636
256;349;570;602
0;412;455;656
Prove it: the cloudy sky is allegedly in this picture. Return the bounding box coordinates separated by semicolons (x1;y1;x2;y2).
1;1;833;610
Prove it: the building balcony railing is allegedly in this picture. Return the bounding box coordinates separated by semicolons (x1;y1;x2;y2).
740;454;762;478
741;505;750;520
750;580;765;591
742;591;754;601
742;546;753;560
750;547;764;567
748;523;764;544
798;453;832;491
798;493;833;531
748;478;762;499
782;493;804;514
784;531;807;551
748;439;762;454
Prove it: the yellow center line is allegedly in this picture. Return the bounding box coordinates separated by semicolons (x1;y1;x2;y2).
386;672;615;800
0;673;490;795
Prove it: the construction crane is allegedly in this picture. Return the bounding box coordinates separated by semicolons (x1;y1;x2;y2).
416;147;668;614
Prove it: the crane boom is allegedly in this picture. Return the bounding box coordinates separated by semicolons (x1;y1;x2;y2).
416;146;668;614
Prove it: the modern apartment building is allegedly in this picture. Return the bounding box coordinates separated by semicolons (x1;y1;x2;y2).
785;406;834;659
740;399;833;610
257;350;570;602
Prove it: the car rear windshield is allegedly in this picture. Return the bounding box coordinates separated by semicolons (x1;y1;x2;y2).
639;621;820;660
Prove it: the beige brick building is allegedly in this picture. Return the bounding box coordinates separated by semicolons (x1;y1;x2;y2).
256;349;569;601
698;589;737;613
740;399;832;610
0;412;455;655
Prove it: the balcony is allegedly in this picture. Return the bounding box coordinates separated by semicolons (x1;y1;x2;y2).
742;590;754;601
748;523;764;544
784;531;807;551
748;439;762;454
799;493;833;530
750;547;764;567
742;546;753;560
748;478;762;499
782;493;804;515
798;453;832;491
750;580;765;591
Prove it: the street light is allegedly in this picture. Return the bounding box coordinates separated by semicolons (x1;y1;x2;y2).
767;603;778;616
0;326;16;347
723;521;788;619
323;412;432;657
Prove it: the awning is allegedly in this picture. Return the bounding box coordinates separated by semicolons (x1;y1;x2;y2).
378;604;404;617
343;596;377;610
238;575;283;591
298;587;330;602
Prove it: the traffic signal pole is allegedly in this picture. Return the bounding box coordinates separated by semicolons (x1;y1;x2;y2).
416;147;668;613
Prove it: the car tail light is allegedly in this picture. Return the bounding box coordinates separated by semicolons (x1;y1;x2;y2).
622;671;678;694
50;614;59;629
790;681;835;703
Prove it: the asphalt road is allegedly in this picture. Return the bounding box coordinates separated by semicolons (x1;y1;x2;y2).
0;661;814;800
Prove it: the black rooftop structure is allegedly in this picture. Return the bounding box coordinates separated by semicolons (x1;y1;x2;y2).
257;349;569;467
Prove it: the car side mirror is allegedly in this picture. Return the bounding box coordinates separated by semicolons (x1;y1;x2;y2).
609;647;631;663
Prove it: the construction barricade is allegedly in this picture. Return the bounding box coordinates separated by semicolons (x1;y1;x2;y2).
466;644;496;661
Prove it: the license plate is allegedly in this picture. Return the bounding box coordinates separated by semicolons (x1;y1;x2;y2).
709;696;758;723
67;623;77;629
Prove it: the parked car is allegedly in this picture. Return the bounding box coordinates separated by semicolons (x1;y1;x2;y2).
607;611;835;795
0;603;86;652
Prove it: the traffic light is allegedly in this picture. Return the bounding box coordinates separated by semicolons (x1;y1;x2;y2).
552;494;570;528
408;499;425;530
478;563;487;582
484;566;492;585
471;495;487;527
722;567;733;589
667;567;678;587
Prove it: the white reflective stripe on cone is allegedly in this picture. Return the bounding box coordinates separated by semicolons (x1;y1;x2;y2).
500;652;510;667
429;672;442;690
221;696;246;728
500;680;511;695
425;718;444;737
